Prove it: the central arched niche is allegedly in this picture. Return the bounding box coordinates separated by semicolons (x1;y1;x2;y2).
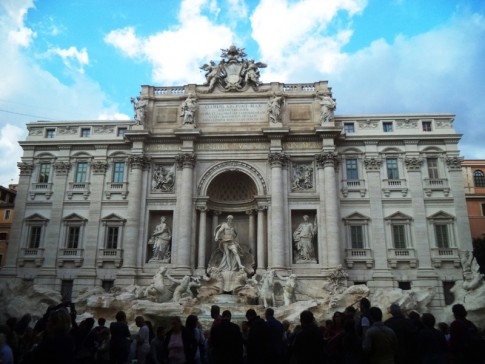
206;170;258;211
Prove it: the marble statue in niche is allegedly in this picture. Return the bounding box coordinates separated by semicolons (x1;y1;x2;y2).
291;163;313;191
152;165;175;192
293;215;318;263
148;216;171;262
214;215;245;272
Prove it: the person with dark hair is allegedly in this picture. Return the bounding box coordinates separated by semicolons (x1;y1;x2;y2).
164;316;197;364
109;311;131;364
325;311;345;364
210;310;243;364
245;309;269;364
357;297;371;339
449;303;484;364
289;310;323;364
133;316;151;364
417;313;448;364
150;326;166;364
384;303;418;364
186;315;204;364
362;307;397;364
264;308;285;364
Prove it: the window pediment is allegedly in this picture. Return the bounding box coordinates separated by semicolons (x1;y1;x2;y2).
385;212;413;221
24;213;49;222
343;212;370;222
63;213;87;223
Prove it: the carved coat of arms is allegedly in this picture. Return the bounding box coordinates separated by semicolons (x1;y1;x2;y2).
200;45;267;92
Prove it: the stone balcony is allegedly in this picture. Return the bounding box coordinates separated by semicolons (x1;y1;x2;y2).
29;182;53;200
57;248;84;267
424;178;450;197
345;248;374;268
18;247;44;267
382;179;408;197
97;248;123;268
387;248;417;268
430;247;460;268
341;180;367;197
105;182;128;199
67;182;91;200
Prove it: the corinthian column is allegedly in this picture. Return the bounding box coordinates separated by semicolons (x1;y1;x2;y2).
175;153;196;269
316;151;340;267
269;152;288;269
124;154;148;268
197;206;207;270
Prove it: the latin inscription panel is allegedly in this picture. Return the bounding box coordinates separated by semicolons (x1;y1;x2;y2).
198;103;267;123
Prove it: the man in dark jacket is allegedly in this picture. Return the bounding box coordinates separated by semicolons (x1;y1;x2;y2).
245;309;269;364
210;310;243;364
290;310;323;364
265;308;286;364
384;303;418;364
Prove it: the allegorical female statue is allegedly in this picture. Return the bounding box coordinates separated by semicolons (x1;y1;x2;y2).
149;216;171;262
293;215;317;263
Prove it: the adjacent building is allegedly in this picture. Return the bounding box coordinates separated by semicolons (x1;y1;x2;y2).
0;185;17;266
1;48;472;312
462;160;485;239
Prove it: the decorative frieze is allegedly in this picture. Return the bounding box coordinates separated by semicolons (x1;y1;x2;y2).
436;120;453;128
315;152;338;168
175;153;196;169
358;120;379;129
54;161;71;175
28;128;43;136
17;162;34;176
396;120;418;129
58;126;79;135
93;125;115;134
268;152;289;168
363;158;382;171
404;157;423;171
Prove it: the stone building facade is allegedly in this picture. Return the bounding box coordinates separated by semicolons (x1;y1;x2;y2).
462;160;485;239
0;185;17;266
1;48;473;312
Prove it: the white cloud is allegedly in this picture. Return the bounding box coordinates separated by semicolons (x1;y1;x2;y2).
1;0;36;47
0;124;26;186
105;0;235;85
48;46;89;74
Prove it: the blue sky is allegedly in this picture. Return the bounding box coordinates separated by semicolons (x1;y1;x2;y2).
1;0;484;186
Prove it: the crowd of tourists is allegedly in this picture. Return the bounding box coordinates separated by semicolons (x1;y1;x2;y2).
0;299;484;364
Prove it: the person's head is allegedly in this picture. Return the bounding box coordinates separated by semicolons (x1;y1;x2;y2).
170;316;182;332
389;303;401;316
360;298;370;313
332;311;343;325
98;317;106;327
115;311;127;322
421;313;436;329
265;308;275;320
47;307;72;334
344;305;356;318
161;216;166;222
368;307;383;323
211;305;221;319
246;309;257;321
282;320;290;331
186;315;198;329
135;316;145;328
408;311;420;321
437;322;449;335
452;304;468;319
222;310;232;321
300;310;315;325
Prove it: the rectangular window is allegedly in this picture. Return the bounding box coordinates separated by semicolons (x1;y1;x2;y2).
392;224;406;248
0;233;7;240
398;282;411;290
29;226;42;248
383;122;393;132
344;123;355;133
67;226;80;249
75;162;88;183
5;210;11;220
45;129;55;138
386;158;399;179
106;227;119;249
482;203;485;216
435;225;450;248
443;281;455;305
427;158;439;179
112;162;125;183
61;280;73;302
350;225;364;249
80;128;91;137
346;159;359;180
38;163;50;183
0;255;3;266
422;121;432;132
102;280;114;293
117;128;127;137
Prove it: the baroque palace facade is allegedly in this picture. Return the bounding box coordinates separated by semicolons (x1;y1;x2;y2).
2;47;472;310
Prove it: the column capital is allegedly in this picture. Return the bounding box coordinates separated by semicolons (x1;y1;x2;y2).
128;154;149;170
268;152;289;168
54;161;71;176
196;206;208;213
445;156;463;171
211;210;222;217
315;151;339;168
17;162;33;176
91;160;108;174
363;157;382;171
404;157;423;171
176;153;196;169
245;209;256;216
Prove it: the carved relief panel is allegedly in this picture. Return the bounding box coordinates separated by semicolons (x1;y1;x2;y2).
291;162;314;192
151;164;175;192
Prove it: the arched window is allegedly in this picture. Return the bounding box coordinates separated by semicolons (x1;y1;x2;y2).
474;170;485;187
